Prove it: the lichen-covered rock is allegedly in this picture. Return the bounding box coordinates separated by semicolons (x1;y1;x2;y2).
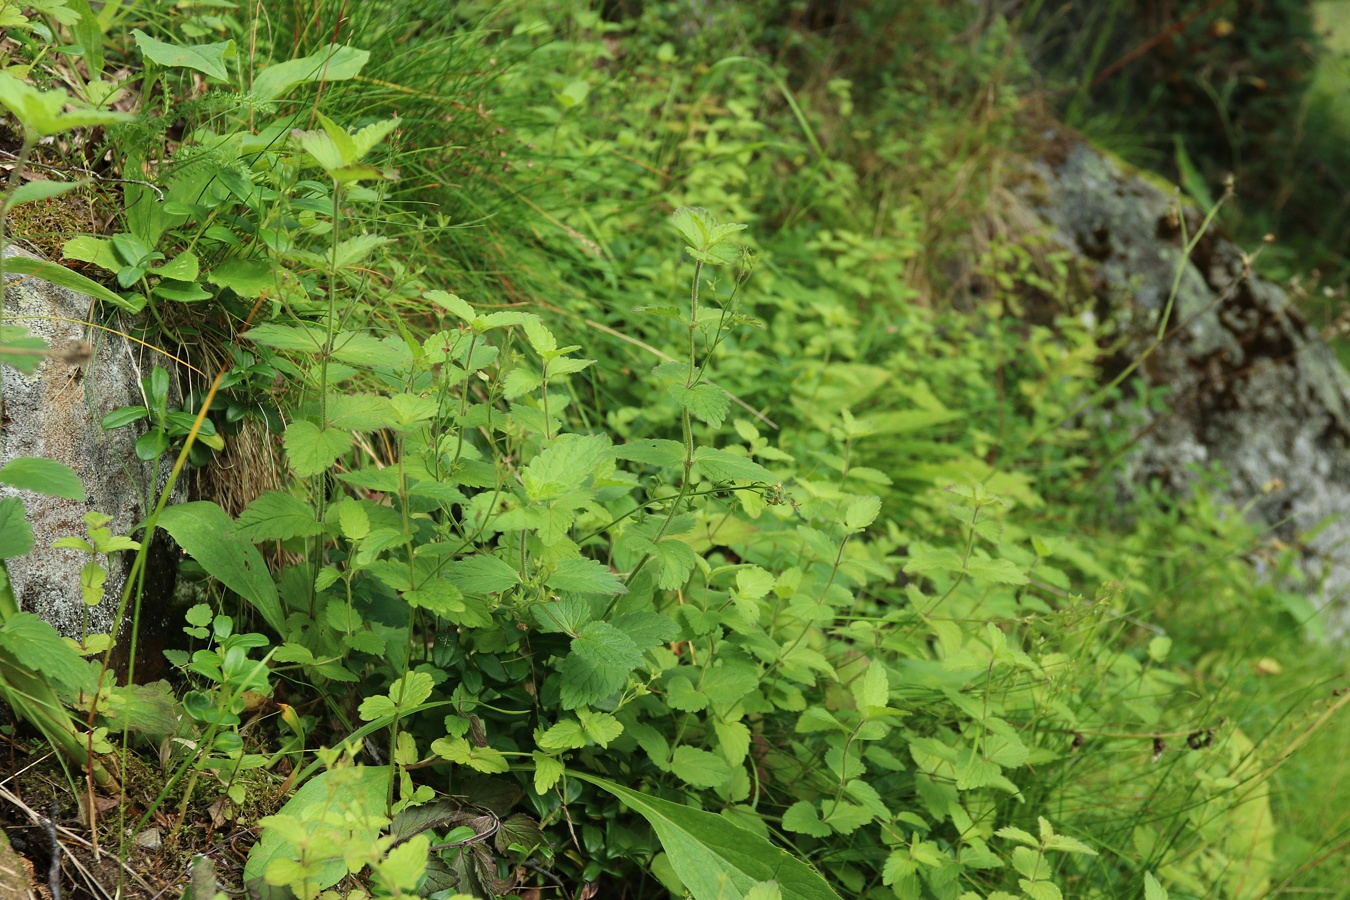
1;246;179;663
1029;142;1350;634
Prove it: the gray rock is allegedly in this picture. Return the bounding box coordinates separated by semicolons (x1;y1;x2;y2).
1029;142;1350;633
1;246;180;668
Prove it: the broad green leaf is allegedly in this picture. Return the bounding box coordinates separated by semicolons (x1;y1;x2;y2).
132;29;234;80
0;613;87;694
0;72;133;138
157;502;284;634
230;492;323;542
152;278;210;303
241;322;327;352
252;45;370;101
560;621;643;709
283;421;350;477
1144;873;1169;900
694;447;774;483
0;326;47;374
3;254;138;311
571;773;841;900
0;499;35;558
745;882;783;900
666;675;706;712
207;257;274;297
0;458;84;500
244;766;390;892
736;566;775;600
615;439;686;468
10;180;87;205
100;405;149;429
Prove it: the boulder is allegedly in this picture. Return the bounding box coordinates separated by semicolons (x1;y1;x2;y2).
1029;141;1350;634
1;246;179;671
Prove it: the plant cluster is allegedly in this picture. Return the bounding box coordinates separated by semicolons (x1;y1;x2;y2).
0;2;1346;900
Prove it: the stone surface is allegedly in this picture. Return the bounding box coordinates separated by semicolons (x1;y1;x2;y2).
1028;142;1350;633
1;246;179;662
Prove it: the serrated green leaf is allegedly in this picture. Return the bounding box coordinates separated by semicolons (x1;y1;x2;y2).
671;745;732;788
538;719;587;751
821;800;873;835
1144;872;1169;900
430;736;509;773
995;826;1038;847
965;556;1030;585
852;661;888;710
781;801;831;839
283;420;350;477
845;495;881;531
0;613;87;694
532;753;565;794
715;719;751;767
666;675;706;712
744;882;782;900
447;555;520;595
523;433;612;501
560;621;643;709
694;447;774;483
230;491;323;542
404;577;465;617
577;708;623;747
1019;880;1062;900
702;661;760;704
546;557;626;595
1043;833;1097;855
611;611;679;651
670;382;729;428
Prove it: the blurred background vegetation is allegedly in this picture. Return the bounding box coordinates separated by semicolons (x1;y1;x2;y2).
5;0;1350;897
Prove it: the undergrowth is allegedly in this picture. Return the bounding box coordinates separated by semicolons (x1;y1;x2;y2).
0;1;1346;899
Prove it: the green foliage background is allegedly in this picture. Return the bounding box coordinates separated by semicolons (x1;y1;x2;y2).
0;1;1347;899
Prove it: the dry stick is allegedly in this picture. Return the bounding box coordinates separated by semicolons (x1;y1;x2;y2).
0;783;157;897
1091;0;1228;87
